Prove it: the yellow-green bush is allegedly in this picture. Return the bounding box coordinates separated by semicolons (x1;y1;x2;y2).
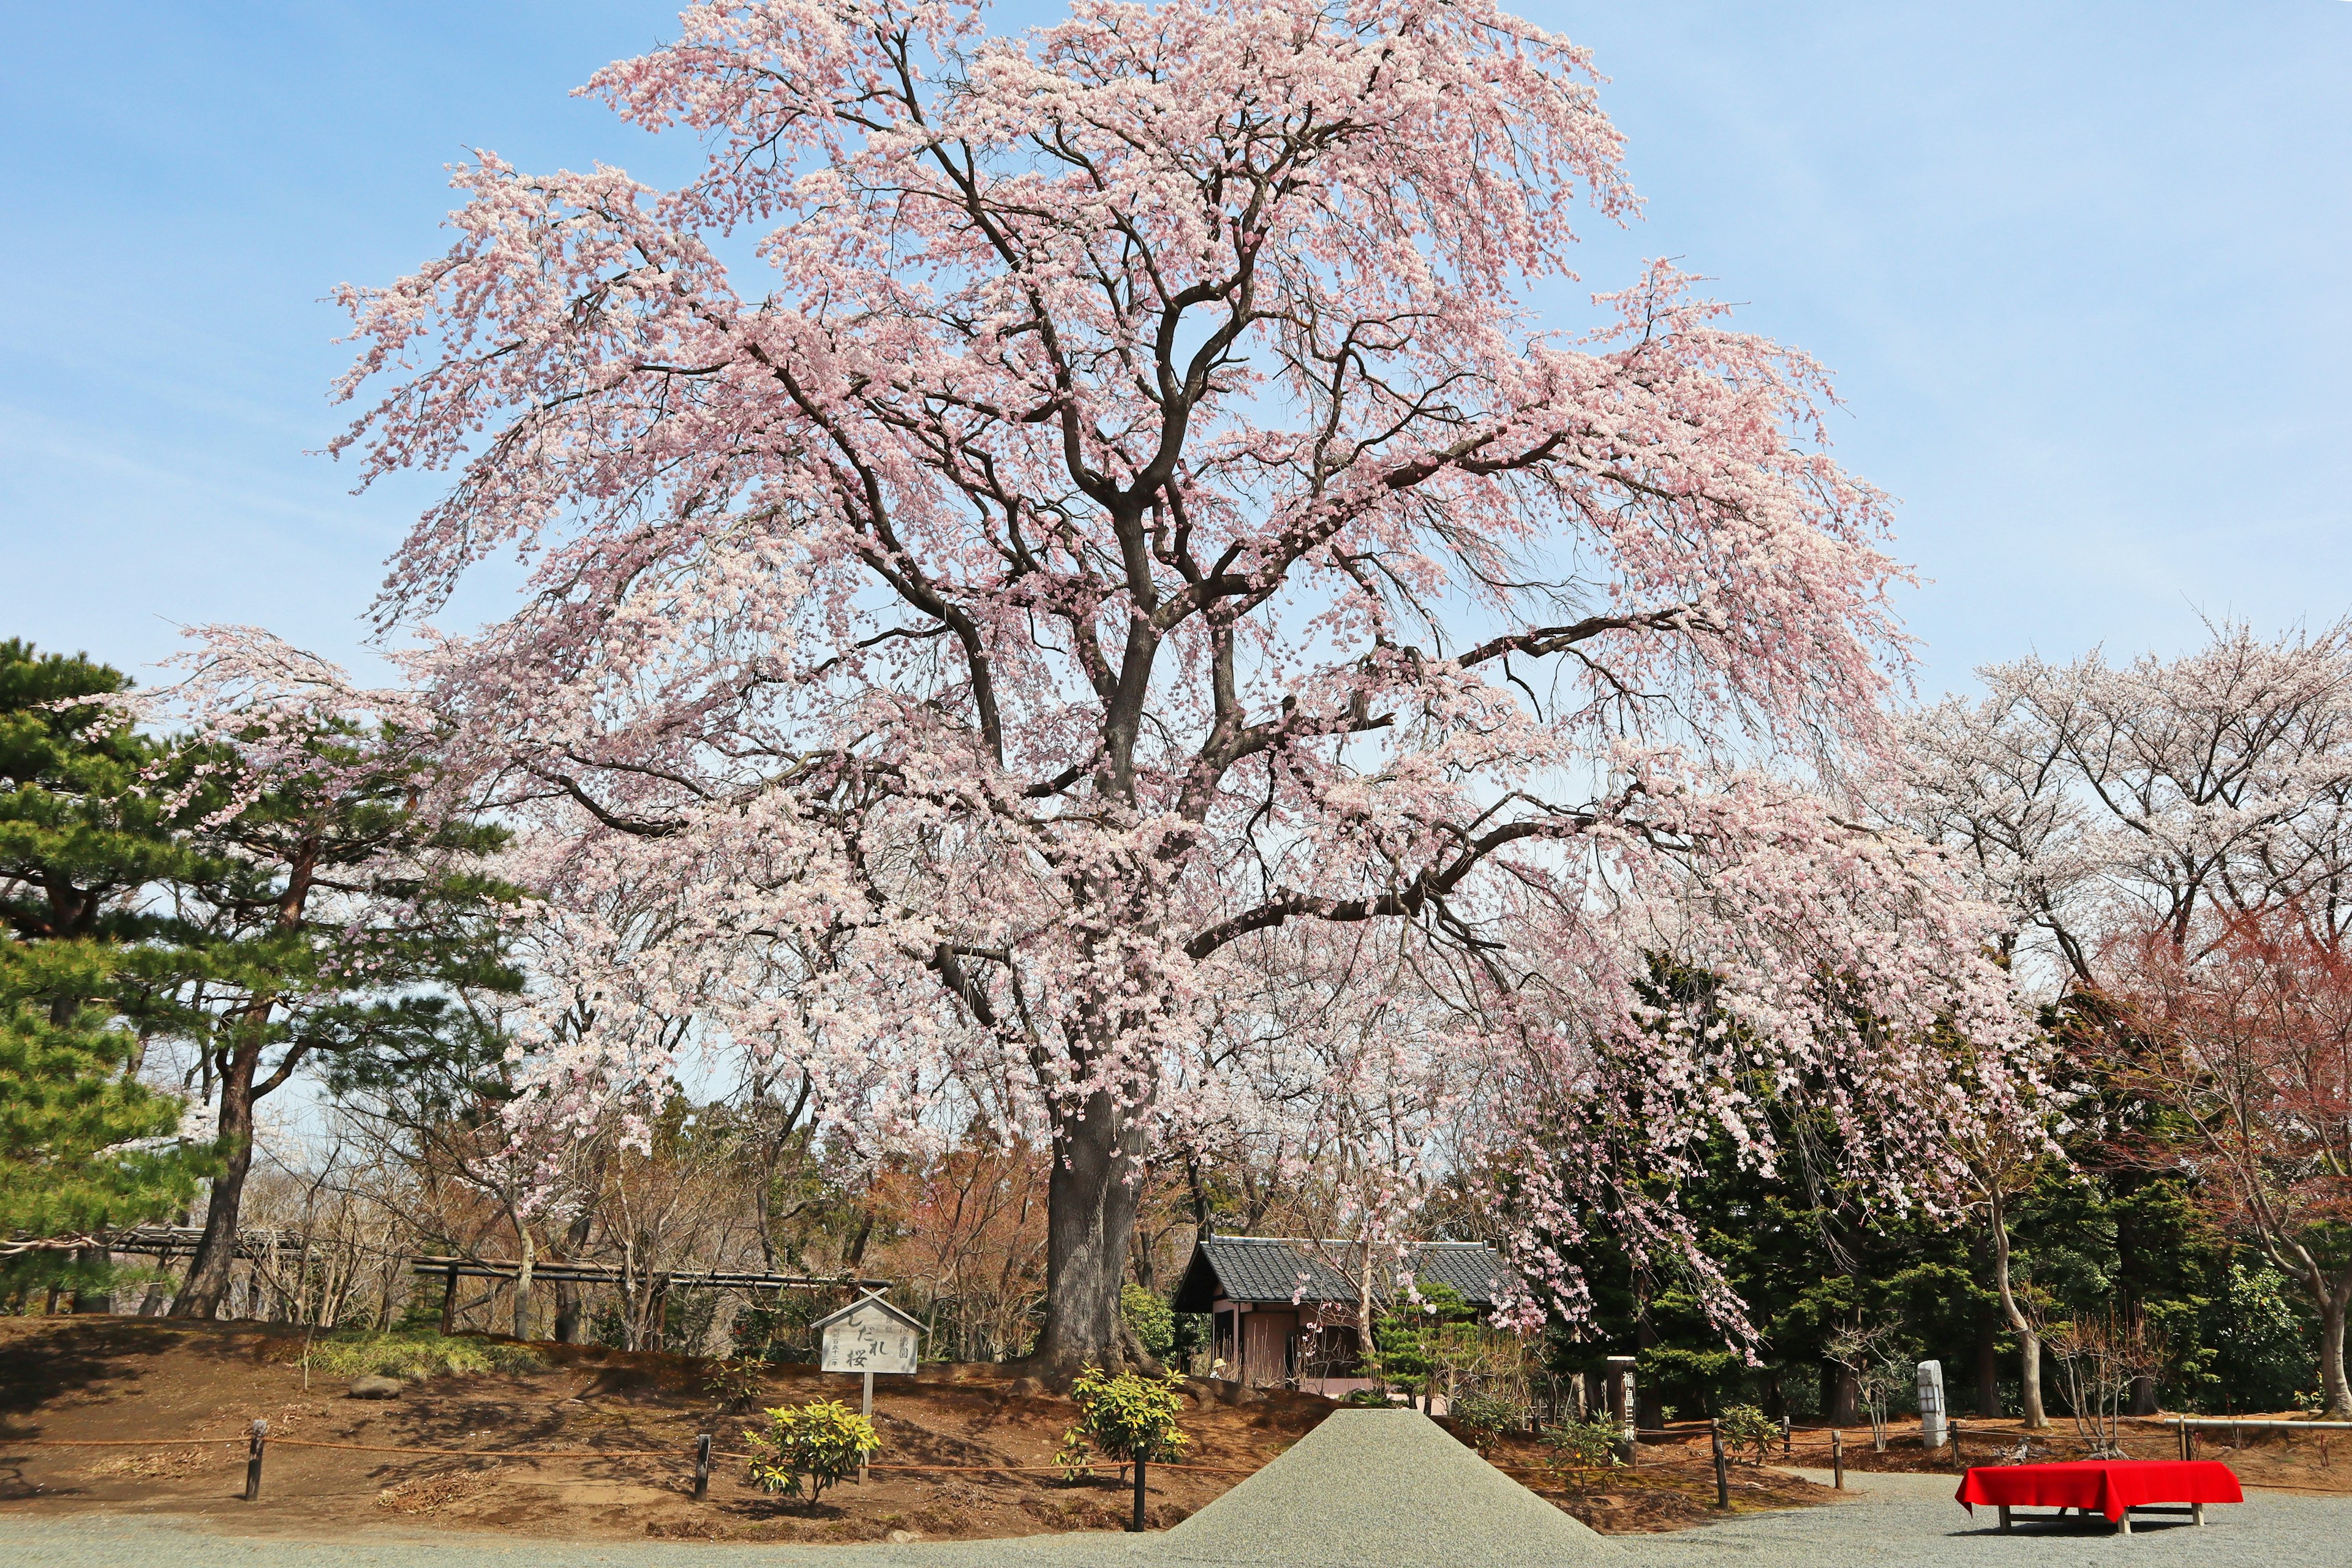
1069;1366;1191;1477
744;1398;880;1507
307;1331;543;1381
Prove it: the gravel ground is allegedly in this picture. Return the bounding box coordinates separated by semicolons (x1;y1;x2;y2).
6;1453;2348;1568
1159;1409;1613;1565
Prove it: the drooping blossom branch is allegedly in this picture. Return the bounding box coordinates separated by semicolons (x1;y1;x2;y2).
333;0;2030;1361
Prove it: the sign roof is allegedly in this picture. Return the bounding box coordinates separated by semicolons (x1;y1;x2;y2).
811;1291;925;1336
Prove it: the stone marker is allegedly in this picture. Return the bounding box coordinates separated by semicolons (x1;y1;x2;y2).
1917;1359;1947;1450
348;1375;404;1400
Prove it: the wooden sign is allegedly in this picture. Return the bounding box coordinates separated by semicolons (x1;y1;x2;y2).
815;1294;922;1375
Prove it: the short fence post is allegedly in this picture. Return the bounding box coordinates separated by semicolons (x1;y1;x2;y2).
1131;1456;1147;1533
1710;1420;1729;1509
694;1432;711;1502
1831;1428;1843;1490
2176;1421;2189;1462
1781;1415;1791;1458
244;1419;268;1502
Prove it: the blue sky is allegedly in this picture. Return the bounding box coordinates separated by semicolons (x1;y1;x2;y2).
3;1;2346;698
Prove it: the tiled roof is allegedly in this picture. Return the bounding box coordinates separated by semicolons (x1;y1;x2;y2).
1187;1236;1357;1307
1406;1242;1523;1306
1175;1235;1522;1311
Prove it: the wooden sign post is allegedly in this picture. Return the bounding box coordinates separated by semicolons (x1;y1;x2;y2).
814;1292;923;1485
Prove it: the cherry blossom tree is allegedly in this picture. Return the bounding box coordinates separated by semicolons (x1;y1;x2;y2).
1891;620;2352;991
334;0;2027;1372
118;632;516;1320
2105;911;2352;1415
1890;620;2352;1414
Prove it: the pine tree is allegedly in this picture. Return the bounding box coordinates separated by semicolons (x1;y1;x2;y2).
154;707;518;1319
0;641;208;1281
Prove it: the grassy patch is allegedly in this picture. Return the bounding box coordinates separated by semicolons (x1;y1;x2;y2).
306;1330;543;1381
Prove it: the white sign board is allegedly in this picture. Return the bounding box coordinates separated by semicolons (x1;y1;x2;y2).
820;1298;919;1375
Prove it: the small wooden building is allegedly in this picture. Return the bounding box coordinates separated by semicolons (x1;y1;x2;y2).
1170;1234;1522;1398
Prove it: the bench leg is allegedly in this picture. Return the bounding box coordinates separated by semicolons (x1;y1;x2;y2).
2193;1503;2205;1527
2117;1510;2132;1536
1999;1506;2011;1534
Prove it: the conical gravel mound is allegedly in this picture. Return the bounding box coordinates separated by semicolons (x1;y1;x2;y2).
1158;1409;1619;1566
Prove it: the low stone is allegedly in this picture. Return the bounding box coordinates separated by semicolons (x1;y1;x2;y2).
349;1375;404;1400
887;1530;922;1544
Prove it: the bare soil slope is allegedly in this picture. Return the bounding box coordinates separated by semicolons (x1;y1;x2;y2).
0;1317;1819;1544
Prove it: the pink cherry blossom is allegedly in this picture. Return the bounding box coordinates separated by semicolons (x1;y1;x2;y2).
330;0;2032;1363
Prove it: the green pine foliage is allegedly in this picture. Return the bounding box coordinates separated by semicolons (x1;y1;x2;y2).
1372;1280;1475;1390
0;641;210;1273
0;947;198;1243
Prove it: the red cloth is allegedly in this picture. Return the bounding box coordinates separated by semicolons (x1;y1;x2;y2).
1955;1460;2244;1522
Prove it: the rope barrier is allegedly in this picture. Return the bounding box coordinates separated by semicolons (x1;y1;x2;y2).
273;1438;677;1459
4;1438;244;1449
8;1433;1268;1476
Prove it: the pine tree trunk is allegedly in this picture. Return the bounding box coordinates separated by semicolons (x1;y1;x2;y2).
170;1046;260;1319
1025;1084;1147;1381
72;1247;111;1314
1830;1365;1860;1427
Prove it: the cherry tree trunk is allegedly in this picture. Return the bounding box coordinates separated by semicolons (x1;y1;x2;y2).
170;1048;260;1320
2320;1287;2352;1419
2016;1326;2047;1429
1026;1084;1148;1380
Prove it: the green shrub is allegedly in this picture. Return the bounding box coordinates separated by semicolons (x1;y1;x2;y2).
1716;1403;1779;1465
706;1357;767;1413
1069;1366;1191;1480
1541;1414;1623;1473
744;1398;881;1507
1120;1283;1176;1362
1054;1425;1096;1480
307;1331;542;1381
1449;1389;1525;1450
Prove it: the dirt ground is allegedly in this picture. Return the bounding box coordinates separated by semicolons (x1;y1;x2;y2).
0;1317;1822;1544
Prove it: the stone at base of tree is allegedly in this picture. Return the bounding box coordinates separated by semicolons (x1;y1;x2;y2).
1006;1376;1048;1398
349;1376;405;1400
887;1530;922;1544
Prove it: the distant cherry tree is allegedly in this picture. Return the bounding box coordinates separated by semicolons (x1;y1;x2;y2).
330;0;2026;1370
2108;912;2352;1416
1891;620;2352;1415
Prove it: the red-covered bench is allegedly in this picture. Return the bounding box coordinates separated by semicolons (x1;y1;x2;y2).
1956;1460;2244;1535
